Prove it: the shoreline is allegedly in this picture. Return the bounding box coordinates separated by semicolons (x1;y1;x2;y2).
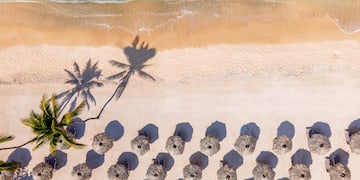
0;1;360;49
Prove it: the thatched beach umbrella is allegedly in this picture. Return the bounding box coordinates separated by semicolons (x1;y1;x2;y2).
273;135;292;155
107;164;129;180
166;135;185;155
183;163;202;180
131;135;150;156
217;163;237;180
146;164;166;180
252;163;275;180
0;170;14;180
200;136;220;156
307;134;331;155
349;131;360;155
289;164;311;180
328;163;351;180
71;163;92;180
92;133;113;154
32;162;53;180
234;135;256;155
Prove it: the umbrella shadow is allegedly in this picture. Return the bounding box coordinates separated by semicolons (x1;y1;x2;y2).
223;150;243;169
244;178;254;180
7;148;31;168
139;124;159;144
291;149;312;167
155;153;174;171
105;120;124;141
277;121;295;139
278;178;290;180
66;118;86;139
118;152;139;171
45;150;67;170
240;123;260;141
347;119;360;135
205;121;226;141
174;122;193;142
328;148;349;166
189;151;208;170
256;151;278;169
86;150;104;169
307;122;332;138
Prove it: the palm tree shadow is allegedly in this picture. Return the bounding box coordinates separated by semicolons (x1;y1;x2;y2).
57;58;103;113
85;36;156;122
107;35;156;100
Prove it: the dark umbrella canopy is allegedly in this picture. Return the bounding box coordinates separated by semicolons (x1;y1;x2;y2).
273;135;292;155
289;164;311;180
146;164;166;180
307;134;331;155
71;163;92;180
234;135;256;155
252;163;275;180
328;163;351;180
92;133;114;154
166;135;185;155
131;135;150;156
183;163;202;180
200;136;220;156
349;131;360;155
107;164;129;180
217;163;237;180
0;170;14;180
32;162;53;180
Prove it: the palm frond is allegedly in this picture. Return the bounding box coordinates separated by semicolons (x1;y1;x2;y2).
87;89;96;105
40;96;53;118
60;101;85;125
115;75;130;100
51;95;59;118
0;135;14;143
87;81;103;88
109;60;130;68
64;69;79;84
73;62;81;78
137;70;156;81
106;70;127;81
58;129;85;149
0;161;19;172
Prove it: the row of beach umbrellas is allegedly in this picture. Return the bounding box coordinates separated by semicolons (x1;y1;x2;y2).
7;122;358;180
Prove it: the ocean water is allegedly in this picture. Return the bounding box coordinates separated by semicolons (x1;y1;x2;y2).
0;0;360;37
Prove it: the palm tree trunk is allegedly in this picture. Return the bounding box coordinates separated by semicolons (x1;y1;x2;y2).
0;139;33;151
84;72;131;122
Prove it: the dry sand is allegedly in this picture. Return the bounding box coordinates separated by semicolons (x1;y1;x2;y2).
1;41;360;179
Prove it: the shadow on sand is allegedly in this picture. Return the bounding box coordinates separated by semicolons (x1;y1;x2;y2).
174;122;193;142
7;148;31;168
291;149;312;166
189;151;208;170
206;121;226;141
118;152;139;171
105;120;124;141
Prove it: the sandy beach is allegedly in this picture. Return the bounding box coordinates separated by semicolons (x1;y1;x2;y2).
1;0;360;180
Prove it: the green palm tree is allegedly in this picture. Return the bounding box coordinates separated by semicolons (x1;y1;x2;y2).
57;59;103;113
0;135;19;172
85;36;156;121
0;95;85;155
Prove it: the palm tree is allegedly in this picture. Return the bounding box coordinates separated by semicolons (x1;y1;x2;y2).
0;95;85;155
57;59;103;113
85;36;156;121
0;135;19;172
